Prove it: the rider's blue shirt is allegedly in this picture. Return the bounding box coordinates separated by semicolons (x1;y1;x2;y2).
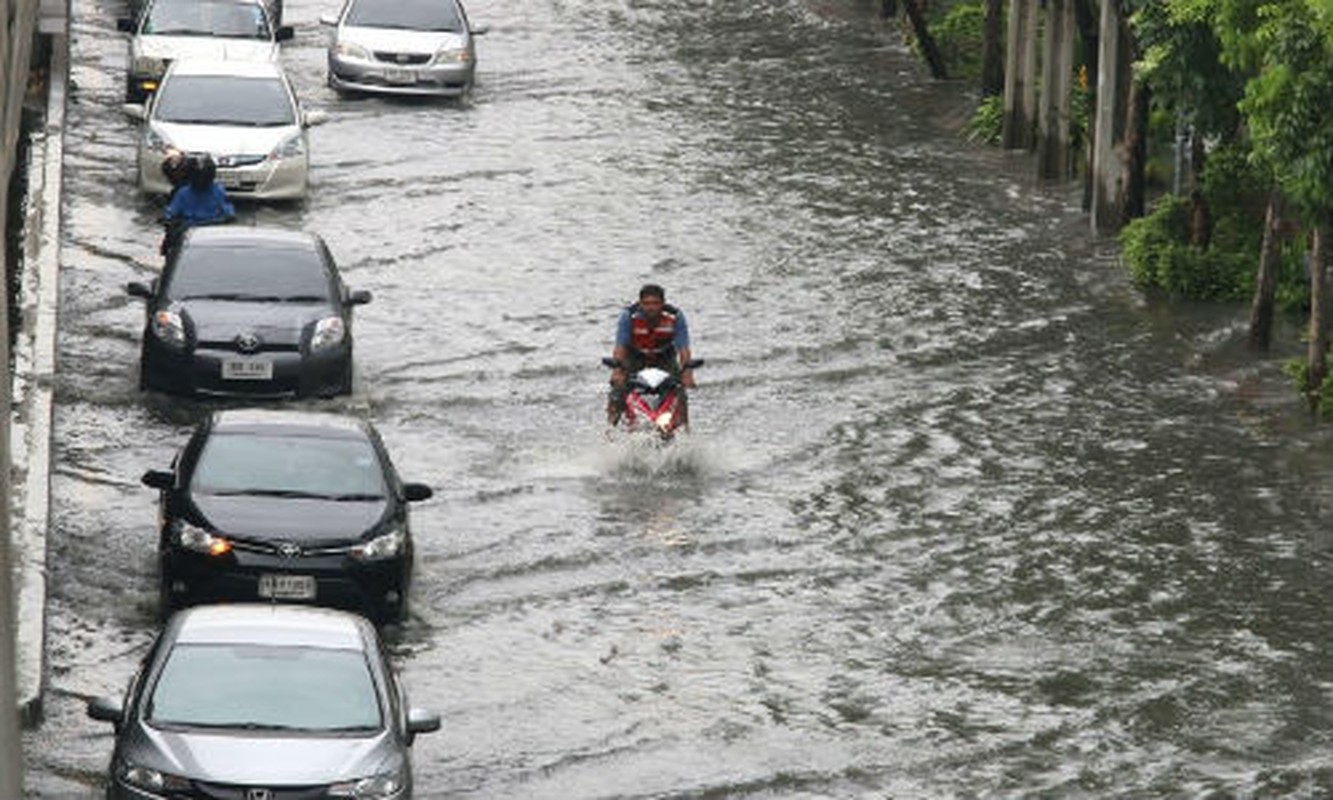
164;183;235;225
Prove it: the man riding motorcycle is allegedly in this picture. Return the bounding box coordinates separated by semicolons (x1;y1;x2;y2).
607;283;695;427
160;153;235;257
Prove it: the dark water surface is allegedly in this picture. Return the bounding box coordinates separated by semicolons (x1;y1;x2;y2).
23;0;1333;796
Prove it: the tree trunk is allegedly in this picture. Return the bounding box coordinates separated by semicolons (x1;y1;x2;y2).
1074;0;1099;211
903;0;948;79
1248;189;1285;351
1307;218;1330;412
981;0;1004;97
1119;78;1149;224
1187;130;1211;248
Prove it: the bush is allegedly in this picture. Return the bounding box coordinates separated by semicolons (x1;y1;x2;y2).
965;94;1004;145
1118;195;1254;301
932;2;986;81
1282;358;1333;417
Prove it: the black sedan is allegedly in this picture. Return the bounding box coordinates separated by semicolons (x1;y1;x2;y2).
127;226;370;399
143;409;432;623
87;604;440;799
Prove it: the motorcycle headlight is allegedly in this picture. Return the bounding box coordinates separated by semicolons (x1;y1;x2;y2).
310;316;345;351
655;410;674;430
432;46;469;65
330;767;407;799
350;528;405;562
334;40;372;61
270;132;305;160
150;309;186;347
131;55;167;77
178;522;232;557
117;759;191;792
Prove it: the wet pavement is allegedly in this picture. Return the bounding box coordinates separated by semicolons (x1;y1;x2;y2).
22;0;1333;796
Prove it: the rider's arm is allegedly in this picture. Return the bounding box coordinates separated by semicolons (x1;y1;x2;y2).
674;312;694;387
214;185;236;220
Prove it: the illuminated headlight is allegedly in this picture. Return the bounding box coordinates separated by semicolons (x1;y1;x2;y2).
131;56;167;77
334;40;373;60
330;767;407;799
270;132;305;160
116;759;190;792
350;529;405;562
310;316;346;351
654;410;674;430
432;47;470;65
178;522;232;557
151;309;186;347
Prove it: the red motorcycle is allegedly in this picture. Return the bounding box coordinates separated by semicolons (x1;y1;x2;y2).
603;357;703;441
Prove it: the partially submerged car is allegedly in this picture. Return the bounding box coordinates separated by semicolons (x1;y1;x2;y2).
321;0;486;98
87;604;440;799
118;0;293;101
123;59;327;200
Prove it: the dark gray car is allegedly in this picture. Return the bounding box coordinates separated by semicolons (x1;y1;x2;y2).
87;604;440;799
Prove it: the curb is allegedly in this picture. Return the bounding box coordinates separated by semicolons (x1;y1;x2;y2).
13;27;66;725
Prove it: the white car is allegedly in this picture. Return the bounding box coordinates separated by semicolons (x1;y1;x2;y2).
119;0;293;101
320;0;485;98
124;60;327;200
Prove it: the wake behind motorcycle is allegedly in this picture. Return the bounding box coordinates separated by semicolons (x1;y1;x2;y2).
604;357;703;441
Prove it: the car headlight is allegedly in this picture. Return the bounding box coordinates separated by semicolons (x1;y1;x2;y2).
178;522;232;557
116;759;191;792
150;309;186;347
144;126;172;154
131;55;167;77
310;316;345;351
330;767;407;799
432;47;469;65
350;528;405;562
270;132;305;160
333;40;372;61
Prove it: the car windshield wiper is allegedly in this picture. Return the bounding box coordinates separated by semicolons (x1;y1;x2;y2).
179;292;265;301
328;493;385;502
165;720;307;731
280;295;328;303
207;488;344;500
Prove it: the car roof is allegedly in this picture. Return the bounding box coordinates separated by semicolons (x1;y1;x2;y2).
210;408;373;440
171;604;372;650
165;58;285;79
182;225;322;250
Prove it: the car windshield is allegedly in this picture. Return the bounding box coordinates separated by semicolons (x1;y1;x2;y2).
144;0;272;39
346;0;463;32
166;242;331;303
192;432;388;499
154;75;294;126
147;643;383;731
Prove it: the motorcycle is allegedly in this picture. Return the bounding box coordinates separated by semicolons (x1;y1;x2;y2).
603;357;703;441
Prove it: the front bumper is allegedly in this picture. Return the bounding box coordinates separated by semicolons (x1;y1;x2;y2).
139;151;308;200
328;54;473;97
140;338;351;399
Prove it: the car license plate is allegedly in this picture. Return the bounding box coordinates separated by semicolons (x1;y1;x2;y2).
383;67;416;85
221;358;273;381
257;574;316;600
216;169;242;189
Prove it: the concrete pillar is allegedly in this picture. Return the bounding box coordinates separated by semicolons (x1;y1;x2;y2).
1037;0;1077;180
1002;0;1039;150
1090;0;1129;231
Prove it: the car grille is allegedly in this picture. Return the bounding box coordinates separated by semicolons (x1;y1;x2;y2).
197;338;300;354
373;51;432;65
185;782;331;799
230;538;353;558
215;154;266;168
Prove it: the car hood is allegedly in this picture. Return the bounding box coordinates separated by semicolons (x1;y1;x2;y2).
135;36;278;64
151;120;298;159
193;494;388;543
338;25;466;55
125;722;399;785
174;299;332;348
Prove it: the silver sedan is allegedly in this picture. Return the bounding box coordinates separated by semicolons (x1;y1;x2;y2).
321;0;486;98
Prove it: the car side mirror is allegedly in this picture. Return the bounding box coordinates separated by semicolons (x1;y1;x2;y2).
121;103;147;121
126;281;153;299
276;25;294;42
87;696;125;728
346;289;372;306
141;469;174;491
116;18;135;33
406;707;440;742
319;13;338;26
302;109;330;128
403;483;432;503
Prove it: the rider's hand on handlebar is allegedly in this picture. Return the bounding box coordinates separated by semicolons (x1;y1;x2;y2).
681;369;696;389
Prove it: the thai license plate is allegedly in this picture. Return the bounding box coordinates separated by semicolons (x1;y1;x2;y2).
215;169;242;189
221;358;273;381
383;67;416;85
257;574;316;600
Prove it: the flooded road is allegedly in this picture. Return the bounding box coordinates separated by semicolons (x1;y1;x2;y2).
23;0;1333;796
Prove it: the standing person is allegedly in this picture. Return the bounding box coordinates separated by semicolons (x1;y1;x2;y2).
607;283;695;426
161;153;235;256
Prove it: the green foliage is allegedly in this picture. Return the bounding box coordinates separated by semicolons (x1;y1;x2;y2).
1119;193;1256;301
931;2;986;81
965;94;1004;145
1282;357;1333;416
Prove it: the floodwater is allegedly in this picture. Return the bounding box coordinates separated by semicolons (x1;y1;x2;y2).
23;0;1333;796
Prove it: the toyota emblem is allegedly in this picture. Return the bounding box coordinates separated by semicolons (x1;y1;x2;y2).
235;332;262;354
277;542;301;559
247;790;273;800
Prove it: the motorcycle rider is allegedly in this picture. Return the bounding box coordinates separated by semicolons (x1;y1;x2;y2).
161;153;235;256
607;283;695;426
